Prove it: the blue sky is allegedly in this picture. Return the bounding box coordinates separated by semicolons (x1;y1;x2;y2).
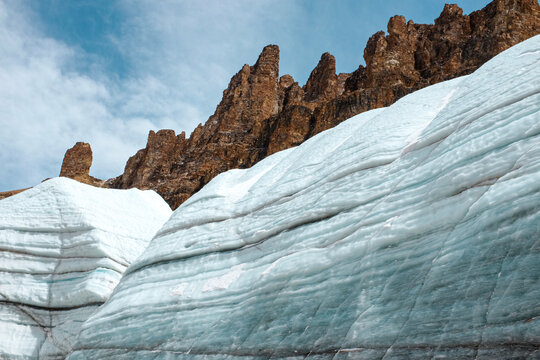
0;0;491;191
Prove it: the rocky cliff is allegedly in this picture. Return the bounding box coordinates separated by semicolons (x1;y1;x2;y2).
49;0;540;209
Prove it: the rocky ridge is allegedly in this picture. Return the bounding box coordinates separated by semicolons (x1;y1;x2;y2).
4;0;538;209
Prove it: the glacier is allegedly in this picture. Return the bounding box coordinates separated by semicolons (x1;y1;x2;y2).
66;36;540;359
0;178;172;359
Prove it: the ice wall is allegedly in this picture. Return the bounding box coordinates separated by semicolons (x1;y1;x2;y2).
0;178;171;359
67;35;540;359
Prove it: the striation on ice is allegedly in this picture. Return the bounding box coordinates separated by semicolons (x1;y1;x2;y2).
64;35;540;359
0;177;171;359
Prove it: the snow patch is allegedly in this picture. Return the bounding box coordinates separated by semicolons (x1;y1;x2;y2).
202;265;244;292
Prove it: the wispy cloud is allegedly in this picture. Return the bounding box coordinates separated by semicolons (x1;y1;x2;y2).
0;0;117;188
0;0;207;190
0;0;300;190
113;0;301;123
0;0;491;191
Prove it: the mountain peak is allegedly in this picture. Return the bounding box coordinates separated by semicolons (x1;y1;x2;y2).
252;44;280;77
304;52;338;102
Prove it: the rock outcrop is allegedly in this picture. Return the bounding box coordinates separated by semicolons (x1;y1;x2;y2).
5;0;537;209
310;0;540;135
108;45;283;207
106;0;538;210
59;142;104;187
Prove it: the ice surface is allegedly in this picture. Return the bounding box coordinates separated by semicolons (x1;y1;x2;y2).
63;35;539;358
0;177;171;359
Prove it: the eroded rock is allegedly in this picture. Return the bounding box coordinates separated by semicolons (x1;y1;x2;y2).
17;0;539;209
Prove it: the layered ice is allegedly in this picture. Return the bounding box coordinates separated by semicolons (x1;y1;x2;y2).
68;36;540;359
60;35;540;358
0;178;171;359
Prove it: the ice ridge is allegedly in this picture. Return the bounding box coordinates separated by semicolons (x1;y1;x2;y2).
4;35;536;359
0;177;171;359
63;35;540;359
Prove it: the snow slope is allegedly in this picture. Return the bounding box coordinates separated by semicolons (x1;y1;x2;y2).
66;35;539;359
0;177;171;359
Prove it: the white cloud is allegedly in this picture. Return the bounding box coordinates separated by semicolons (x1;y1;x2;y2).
0;0;301;191
0;0;205;190
114;0;301;122
0;0;496;191
0;1;115;188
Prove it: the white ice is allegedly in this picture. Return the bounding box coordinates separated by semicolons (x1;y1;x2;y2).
0;177;171;359
67;35;540;359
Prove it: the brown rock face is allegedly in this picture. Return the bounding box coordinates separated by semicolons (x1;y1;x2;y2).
110;45;282;207
60;142;92;178
0;188;28;201
312;0;540;135
304;52;339;102
59;142;103;186
5;0;532;208
265;52;341;156
108;0;538;210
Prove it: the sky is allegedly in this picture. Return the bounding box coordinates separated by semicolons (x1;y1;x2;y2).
0;0;492;191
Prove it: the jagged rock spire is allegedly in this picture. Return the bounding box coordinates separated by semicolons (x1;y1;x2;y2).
252;44;280;77
60;142;93;179
59;142;103;186
304;52;338;102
